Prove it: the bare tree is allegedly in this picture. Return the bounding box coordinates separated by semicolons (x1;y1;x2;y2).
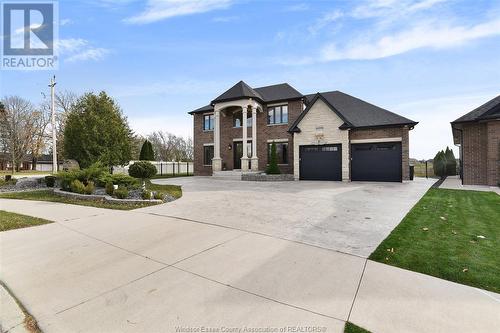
147;131;193;162
28;102;51;170
0;96;37;172
52;90;78;161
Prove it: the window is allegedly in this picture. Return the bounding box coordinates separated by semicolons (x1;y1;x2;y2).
267;142;289;165
267;105;288;125
233;111;252;128
203;114;214;131
203;146;214;165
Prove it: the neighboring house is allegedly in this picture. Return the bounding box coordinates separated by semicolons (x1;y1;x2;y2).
451;95;500;186
189;81;418;182
0;153;61;172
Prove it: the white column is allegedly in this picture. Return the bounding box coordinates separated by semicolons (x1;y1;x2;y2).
251;106;259;171
212;109;222;172
241;106;249;171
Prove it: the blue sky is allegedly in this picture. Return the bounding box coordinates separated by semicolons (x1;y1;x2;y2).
2;0;500;159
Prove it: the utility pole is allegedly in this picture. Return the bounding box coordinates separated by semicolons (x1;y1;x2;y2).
49;76;57;173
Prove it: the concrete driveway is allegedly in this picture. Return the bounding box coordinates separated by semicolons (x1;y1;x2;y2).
1;198;499;333
139;177;434;257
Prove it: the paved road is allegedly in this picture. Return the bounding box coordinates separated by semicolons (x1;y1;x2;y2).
1;180;499;333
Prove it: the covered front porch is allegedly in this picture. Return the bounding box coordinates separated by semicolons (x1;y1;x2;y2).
211;98;263;173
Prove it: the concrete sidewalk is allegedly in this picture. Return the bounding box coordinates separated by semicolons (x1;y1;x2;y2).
440;176;500;194
1;199;499;333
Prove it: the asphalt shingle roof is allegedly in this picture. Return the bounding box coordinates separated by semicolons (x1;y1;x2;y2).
452;94;500;123
190;82;418;129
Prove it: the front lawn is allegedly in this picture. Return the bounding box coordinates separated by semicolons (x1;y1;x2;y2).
0;210;53;231
344;322;371;333
0;186;180;212
370;188;500;293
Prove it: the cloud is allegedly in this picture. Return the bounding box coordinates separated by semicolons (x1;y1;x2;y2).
124;0;233;24
60;18;73;26
352;0;447;19
212;15;239;22
308;10;343;35
321;19;500;61
285;3;309;12
56;38;110;63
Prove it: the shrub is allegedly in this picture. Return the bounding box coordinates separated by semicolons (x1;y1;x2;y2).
97;173;138;188
5;175;12;181
105;182;114;196
45;175;56;187
139;140;155;161
445;147;457;176
84;181;95;195
70;179;86;194
266;142;281;175
114;186;129;199
0;178;17;187
80;162;107;183
141;190;152;200
153;191;165;200
129;161;157;188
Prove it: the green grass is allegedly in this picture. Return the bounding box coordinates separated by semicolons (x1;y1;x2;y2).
152;173;193;179
370;188;500;293
0;210;53;231
344;322;371;333
146;180;182;199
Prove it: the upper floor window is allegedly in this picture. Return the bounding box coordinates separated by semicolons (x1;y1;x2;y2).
268;105;288;125
203;114;214;131
233;111;252;128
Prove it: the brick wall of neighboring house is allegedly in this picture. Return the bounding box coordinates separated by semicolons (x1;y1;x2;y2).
349;126;411;180
461;122;488;185
192;99;304;175
193;112;214;176
486;121;500;186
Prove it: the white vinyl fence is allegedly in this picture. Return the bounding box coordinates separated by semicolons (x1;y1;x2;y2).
114;161;194;177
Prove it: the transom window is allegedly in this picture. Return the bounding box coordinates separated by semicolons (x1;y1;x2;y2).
203;146;214;165
267;142;289;165
267;105;288;125
203;114;214;131
233;111;252;128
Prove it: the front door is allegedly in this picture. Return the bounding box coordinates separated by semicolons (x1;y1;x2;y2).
233;141;252;169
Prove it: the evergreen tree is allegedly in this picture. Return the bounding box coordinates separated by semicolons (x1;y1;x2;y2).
266;142;281;174
139;140;155;161
444;147;457;176
433;150;446;178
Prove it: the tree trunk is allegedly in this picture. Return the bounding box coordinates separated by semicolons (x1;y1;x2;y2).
32;157;37;171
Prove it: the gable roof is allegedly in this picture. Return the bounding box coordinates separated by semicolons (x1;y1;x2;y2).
451;94;500;124
290;91;418;132
211;80;263;104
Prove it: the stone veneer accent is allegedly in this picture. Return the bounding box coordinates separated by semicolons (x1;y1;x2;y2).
293;99;350;181
460;120;499;186
349;126;410;180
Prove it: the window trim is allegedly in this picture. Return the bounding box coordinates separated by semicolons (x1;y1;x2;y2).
203;113;215;132
232;110;252;128
267;141;289;165
267;104;289;126
203;145;214;166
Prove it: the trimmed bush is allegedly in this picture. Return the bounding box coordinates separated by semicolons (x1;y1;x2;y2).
70;179;86;194
153;191;165;200
45;175;56;187
105;182;114;196
266;142;281;175
129;161;157;179
84;181;95;195
97;173;138;188
139;140;155;161
114;186;129;199
141;190;152;200
5;175;12;181
0;178;17;187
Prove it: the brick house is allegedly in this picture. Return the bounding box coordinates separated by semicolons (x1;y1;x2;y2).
189;81;418;182
451;95;500;186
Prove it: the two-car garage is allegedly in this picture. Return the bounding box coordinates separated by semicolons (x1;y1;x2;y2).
299;142;402;182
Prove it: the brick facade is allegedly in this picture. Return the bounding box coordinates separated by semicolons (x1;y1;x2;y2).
349;126;410;180
192;100;303;175
460;121;499;186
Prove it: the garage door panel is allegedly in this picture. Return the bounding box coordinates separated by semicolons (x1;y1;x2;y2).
300;145;342;181
351;142;402;182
